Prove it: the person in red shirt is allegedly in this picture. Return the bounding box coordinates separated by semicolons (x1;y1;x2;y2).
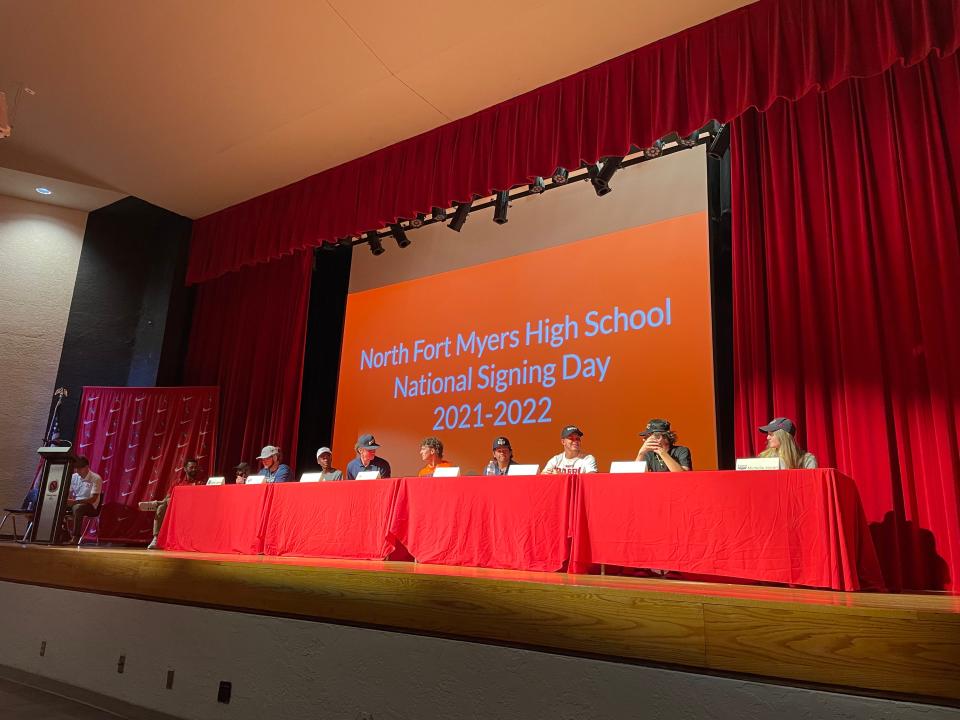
417;437;453;476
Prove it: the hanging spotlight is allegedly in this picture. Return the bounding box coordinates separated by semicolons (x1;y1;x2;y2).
551;167;569;185
431;206;448;223
409;213;425;228
336;236;353;248
449;201;470;232
678;130;700;148
583;161;601;181
493;191;509;225
367;232;385;256
390;224;411;249
707;123;730;159
644;139;665;158
591;156;624;197
529;177;546;194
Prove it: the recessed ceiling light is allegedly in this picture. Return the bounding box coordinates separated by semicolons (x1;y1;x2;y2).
35;187;53;195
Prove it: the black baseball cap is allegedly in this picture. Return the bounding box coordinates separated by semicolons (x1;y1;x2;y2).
492;436;511;450
759;417;796;435
560;425;583;439
640;419;671;437
355;433;381;450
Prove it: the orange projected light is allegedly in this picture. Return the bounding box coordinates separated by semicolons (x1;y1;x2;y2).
332;211;717;477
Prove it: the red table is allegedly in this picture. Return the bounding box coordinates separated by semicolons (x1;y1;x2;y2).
158;483;272;554
263;480;400;559
387;474;574;572
569;469;885;590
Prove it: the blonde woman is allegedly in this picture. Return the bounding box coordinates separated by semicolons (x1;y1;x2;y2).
758;417;818;469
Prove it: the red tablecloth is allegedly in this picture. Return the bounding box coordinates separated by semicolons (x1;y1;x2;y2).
263;480;400;559
158;484;272;554
569;469;885;590
387;474;574;572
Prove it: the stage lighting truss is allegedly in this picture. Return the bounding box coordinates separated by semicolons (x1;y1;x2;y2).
351;121;721;256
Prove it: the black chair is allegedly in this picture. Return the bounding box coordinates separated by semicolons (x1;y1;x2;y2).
0;507;35;543
73;502;103;547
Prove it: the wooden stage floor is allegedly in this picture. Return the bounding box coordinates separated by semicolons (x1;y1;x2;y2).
0;543;957;705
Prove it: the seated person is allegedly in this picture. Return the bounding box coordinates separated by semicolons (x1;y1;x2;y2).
758;417;818;469
148;458;202;549
346;434;391;479
485;436;517;476
256;445;291;482
316;446;343;481
542;425;598;474
636;419;692;472
65;456;102;543
232;461;251;484
417;437;453;477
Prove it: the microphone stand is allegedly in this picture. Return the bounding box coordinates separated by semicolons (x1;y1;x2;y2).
42;387;69;447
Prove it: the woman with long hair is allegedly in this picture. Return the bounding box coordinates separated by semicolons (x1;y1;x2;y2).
758;417;817;469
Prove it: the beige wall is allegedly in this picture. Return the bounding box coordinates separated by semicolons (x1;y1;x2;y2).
0;195;85;511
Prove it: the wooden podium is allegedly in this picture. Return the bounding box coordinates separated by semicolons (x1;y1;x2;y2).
30;445;75;544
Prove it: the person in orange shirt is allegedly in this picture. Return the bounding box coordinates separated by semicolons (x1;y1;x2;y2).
417;436;453;476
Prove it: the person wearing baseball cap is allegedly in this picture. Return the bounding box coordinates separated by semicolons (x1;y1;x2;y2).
232;461;252;484
484;436;517;476
315;447;342;481
636;419;692;472
758;417;818;469
346;434;392;480
542;425;598;474
256;445;291;483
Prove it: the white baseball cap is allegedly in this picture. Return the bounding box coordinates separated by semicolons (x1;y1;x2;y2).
316;446;332;457
256;445;280;460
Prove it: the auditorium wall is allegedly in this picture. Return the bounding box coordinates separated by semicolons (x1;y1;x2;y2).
0;581;948;720
0;194;86;511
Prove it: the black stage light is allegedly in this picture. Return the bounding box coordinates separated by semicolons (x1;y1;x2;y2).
707;123;730;159
336;236;353;248
409;213;425;228
431;206;448;223
367;232;385;256
390;224;411;249
645;139;665;158
529;177;546;194
591;156;624;197
493;190;509;225
320;240;337;252
583;161;600;180
678;130;700;148
449;201;470;232
551;167;569;184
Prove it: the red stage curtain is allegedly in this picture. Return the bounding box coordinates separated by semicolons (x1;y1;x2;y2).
731;51;960;591
74;386;218;543
187;0;958;283
183;250;312;477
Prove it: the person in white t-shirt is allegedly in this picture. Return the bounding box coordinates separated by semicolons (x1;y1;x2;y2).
66;456;102;543
542;425;598;474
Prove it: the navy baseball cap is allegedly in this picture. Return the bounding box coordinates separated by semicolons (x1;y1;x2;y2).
355;433;381;450
560;425;583;439
759;417;796;435
492;436;511;450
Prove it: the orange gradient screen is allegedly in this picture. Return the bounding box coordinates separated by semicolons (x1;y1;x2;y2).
332;211;717;477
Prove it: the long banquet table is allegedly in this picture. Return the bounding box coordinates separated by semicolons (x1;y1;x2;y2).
156;469;884;591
